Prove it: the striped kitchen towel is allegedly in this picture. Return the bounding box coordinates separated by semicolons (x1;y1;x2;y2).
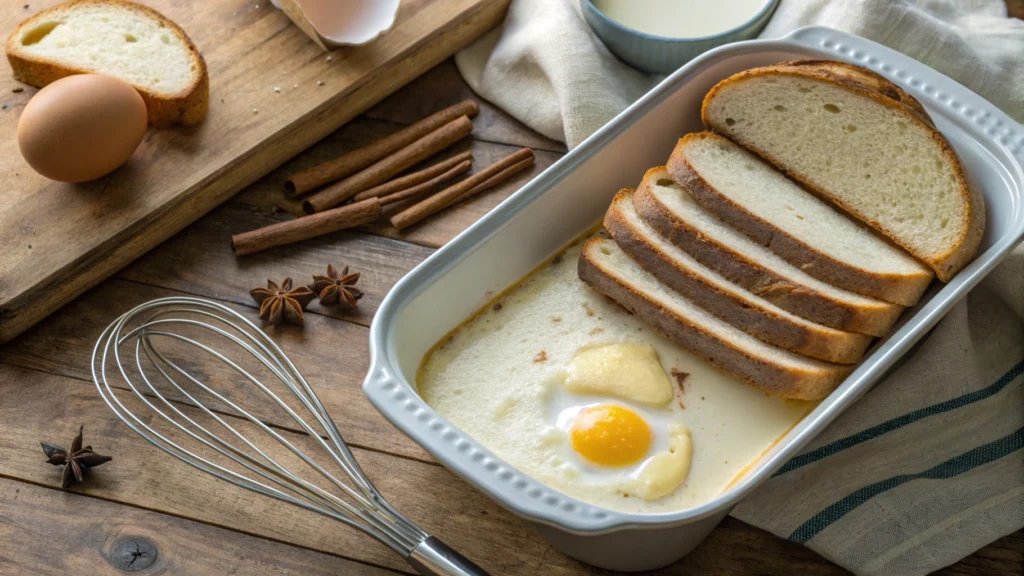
456;1;1024;573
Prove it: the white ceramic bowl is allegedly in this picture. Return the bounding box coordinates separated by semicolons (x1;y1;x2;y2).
582;0;779;73
364;27;1024;572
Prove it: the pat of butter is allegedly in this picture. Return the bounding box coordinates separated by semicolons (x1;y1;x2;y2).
564;343;674;407
632;425;693;501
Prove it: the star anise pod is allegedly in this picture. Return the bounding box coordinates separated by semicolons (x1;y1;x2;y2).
41;426;112;489
310;264;363;308
250;278;316;325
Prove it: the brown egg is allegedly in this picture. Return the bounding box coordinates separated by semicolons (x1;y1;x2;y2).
17;74;148;183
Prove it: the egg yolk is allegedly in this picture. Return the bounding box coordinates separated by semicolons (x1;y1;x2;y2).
570;405;651;467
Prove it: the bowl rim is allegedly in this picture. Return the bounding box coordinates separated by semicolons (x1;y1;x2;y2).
581;0;780;44
364;25;1024;535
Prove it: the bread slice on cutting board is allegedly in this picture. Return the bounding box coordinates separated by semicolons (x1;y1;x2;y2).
668;132;933;306
634;167;903;338
6;0;208;127
578;238;853;401
605;188;872;364
701;60;984;282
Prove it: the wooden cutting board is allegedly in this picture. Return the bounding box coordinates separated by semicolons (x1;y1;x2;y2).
0;0;507;343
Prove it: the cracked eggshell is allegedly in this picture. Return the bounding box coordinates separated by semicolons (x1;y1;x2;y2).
270;0;400;47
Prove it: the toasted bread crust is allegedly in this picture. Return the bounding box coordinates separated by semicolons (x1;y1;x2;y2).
578;239;852;401
701;60;984;282
6;0;208;127
605;189;871;364
634;168;903;337
667;132;933;306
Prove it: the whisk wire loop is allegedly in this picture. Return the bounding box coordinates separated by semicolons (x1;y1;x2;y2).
90;297;487;574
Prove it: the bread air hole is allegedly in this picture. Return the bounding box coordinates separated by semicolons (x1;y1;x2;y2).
773;105;786;112
824;104;841;113
656;179;673;187
125;34;138;43
599;246;611;256
844;124;857;133
21;21;60;45
725;117;736;126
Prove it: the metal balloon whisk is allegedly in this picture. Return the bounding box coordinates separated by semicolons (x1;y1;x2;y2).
91;296;487;576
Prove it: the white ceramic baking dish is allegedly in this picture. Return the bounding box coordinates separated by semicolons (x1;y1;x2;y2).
364;26;1024;572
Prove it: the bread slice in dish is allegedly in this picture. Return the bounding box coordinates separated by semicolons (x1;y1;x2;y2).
578;238;852;400
701;60;984;282
605;188;872;364
668;132;932;305
6;0;208;126
635;167;903;338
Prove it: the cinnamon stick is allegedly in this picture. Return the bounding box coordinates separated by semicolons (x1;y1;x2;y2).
285;100;479;196
353;151;473;202
390;148;535;232
231;198;382;256
303;115;473;214
378;160;472;206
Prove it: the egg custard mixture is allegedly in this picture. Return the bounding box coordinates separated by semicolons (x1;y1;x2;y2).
418;236;814;514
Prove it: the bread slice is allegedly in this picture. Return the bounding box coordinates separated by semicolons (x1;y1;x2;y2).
701;60;984;282
605;188;871;364
668;132;933;305
578;238;852;400
6;0;208;127
635;167;903;337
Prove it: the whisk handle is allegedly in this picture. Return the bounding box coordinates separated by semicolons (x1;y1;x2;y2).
407;537;490;576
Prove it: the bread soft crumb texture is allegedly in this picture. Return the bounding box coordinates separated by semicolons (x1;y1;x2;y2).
6;0;208;126
605;188;872;364
669;132;933;306
702;60;984;281
635;167;904;337
579;238;852;400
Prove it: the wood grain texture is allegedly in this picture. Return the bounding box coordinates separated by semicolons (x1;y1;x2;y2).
0;478;392;576
0;0;510;343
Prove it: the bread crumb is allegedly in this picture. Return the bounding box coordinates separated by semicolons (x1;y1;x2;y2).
492;302;503;312
293;84;298;89
533;351;548;363
12;87;24;93
252;108;258;114
327;55;333;62
273;87;280;93
589;327;603;335
317;80;325;86
551;317;562;323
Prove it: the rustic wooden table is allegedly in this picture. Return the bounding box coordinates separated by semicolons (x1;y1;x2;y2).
2;41;1023;576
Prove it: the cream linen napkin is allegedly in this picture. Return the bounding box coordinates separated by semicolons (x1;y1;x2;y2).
455;2;1024;575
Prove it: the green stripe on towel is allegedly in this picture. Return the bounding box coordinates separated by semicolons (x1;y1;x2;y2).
775;359;1024;477
789;426;1024;544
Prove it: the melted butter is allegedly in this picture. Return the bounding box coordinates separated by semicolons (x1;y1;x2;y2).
631;424;692;500
565;343;674;407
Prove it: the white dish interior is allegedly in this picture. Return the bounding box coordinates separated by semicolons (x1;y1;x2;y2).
365;25;1024;560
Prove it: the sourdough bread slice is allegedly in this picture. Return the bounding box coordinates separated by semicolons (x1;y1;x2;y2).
635;167;903;337
668;132;933;305
605;188;871;364
578;238;852;400
6;0;208;126
701;60;984;281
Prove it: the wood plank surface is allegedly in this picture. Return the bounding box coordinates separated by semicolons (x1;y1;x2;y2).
0;278;431;463
0;478;392;576
1;7;1022;572
0;0;509;343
